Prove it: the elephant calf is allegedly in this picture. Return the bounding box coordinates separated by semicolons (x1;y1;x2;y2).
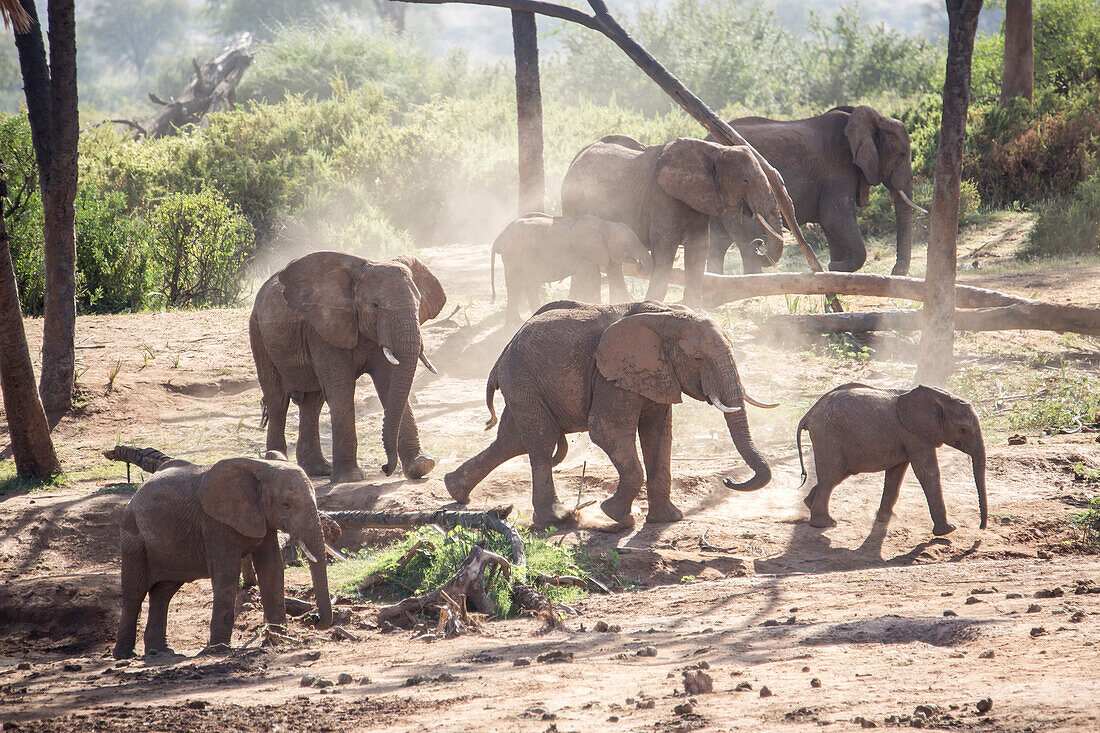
491;213;652;326
114;456;333;658
796;383;988;535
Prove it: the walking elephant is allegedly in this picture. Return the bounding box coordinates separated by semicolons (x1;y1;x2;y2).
491;213;653;325
445;300;775;527
707;105;924;275
796;383;988;535
562;135;784;307
114;456;332;658
250;251;447;485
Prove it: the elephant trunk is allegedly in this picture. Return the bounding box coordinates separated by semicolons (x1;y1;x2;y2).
972;443;988;530
892;188;914;276
379;313;421;475
713;365;771;491
303;524;332;629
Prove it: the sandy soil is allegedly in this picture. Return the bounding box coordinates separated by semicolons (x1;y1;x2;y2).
2;217;1099;731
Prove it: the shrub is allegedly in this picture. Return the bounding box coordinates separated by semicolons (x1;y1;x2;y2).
1024;169;1100;258
75;186;153;313
145;189;256;307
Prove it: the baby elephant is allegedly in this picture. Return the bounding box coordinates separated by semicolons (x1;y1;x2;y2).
491;213;652;325
114;456;333;658
796;383;988;535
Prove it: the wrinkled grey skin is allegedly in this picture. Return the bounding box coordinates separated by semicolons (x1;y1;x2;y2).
562;135;784;307
250;251;446;485
708;106;917;275
114;457;332;659
492;213;653;325
445;300;772;528
796;383;988;536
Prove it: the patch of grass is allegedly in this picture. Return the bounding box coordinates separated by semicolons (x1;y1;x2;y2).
1073;463;1100;483
329;523;599;618
1071;498;1100;550
0;461;66;495
1008;371;1100;433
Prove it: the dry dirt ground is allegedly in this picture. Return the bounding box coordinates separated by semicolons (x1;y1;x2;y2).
2;218;1100;731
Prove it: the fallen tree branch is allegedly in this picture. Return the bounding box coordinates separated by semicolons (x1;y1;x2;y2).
102;445;172;475
766;303;1100;338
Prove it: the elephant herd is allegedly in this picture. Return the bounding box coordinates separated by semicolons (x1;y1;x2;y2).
113;104;983;659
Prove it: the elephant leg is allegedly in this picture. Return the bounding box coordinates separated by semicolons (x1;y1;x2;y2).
513;403;572;526
504;269;523;326
638;403;681;523
295;391;331;477
241;556;257;587
207;557;242;648
250;533;287;628
707;219;732;274
252;319;290;456
113;537;147;659
369;368;435;479
321;378;363;484
264;391;291;457
821;201;867;272
525;278;543;317
909;450;954;535
645;223;677;303
589;387;646;524
606;264;630;304
807;463;846;529
875;462;909;524
569;263;602;303
681;226;708;308
444;408;526;504
143;581;183;655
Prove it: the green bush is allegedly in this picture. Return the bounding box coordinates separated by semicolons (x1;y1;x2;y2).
1024;169;1100;258
75;186;153;313
145;189;255;307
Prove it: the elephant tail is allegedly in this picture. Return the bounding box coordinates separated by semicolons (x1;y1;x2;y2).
484;367;499;430
796;414;809;486
551;433;568;467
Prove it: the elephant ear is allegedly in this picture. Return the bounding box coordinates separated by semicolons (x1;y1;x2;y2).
279;251;363;349
845;106;882;205
897;385;947;447
656;139;724;217
197;458;268;539
596;314;682;404
395;255;447;324
567;217;611;268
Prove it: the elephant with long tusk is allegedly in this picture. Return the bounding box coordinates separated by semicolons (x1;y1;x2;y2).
445;300;776;527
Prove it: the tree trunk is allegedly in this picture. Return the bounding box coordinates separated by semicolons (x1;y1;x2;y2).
511;11;545;214
916;0;983;386
0;186;60;478
1000;0;1033;104
13;0;78;415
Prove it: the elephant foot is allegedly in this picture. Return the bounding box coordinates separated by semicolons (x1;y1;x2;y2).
891;263;911;277
403;454;436;480
198;643;231;657
112;644;135;660
444;471;472;504
331;466;365;485
144;644;179;658
932;522;957;536
297;456;332;477
809;513;837;529
874;510;894;525
600;493;637;526
645;502;683;524
533;503;577;529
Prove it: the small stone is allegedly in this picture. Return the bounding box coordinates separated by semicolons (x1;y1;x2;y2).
185;700;207;710
1007;434;1027;445
608;716;619;722
759;686;773;698
336;673;353;685
860;718;878;728
513;657;532;667
16;662;30;670
636;646;657;657
625;698;635;705
941;591;953;597
1030;626;1047;637
914;705;940;717
943;610;958;617
1070;610;1087;623
358;676;370;685
636;699;655;709
537;650;573;664
965;596;983;605
527;707;548;716
595;621;609;632
435;672;456;683
62;663;83;672
1037;550;1052;560
300;674;316;687
541;713;556;721
810;678;822;688
315;678;334;689
801;666;810;673
1035;587;1064;598
979;650;995;659
735;681;753;692
682;670;713;695
976;698;993;714
1027;604;1042;613
673;702;694;715
304;650;321;661
1006;593;1022;599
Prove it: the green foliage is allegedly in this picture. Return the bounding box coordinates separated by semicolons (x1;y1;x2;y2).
1009;372;1100;432
1071;497;1100;550
205;0;360;40
74;186;154;314
145;189;256;308
0;461;65;495
1025;168;1100;258
329;525;595;618
1074;462;1100;482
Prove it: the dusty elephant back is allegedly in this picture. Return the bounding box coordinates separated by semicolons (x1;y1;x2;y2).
561;140;659;247
804;384;909;474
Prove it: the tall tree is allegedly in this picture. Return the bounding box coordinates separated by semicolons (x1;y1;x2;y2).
0;176;61;479
1000;0;1033;103
511;10;544;214
11;0;79;415
917;0;984;385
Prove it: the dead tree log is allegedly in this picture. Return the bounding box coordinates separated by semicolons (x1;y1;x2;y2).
392;0;823;272
766;303;1100;338
102;445;172;474
673;270;1031;309
134;35;253;139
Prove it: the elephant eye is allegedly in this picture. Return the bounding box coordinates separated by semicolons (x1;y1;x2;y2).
371;301;380;309
282;500;292;509
959;427;968;434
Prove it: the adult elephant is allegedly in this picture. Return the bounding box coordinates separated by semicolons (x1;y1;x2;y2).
444;300;775;527
708;105;924;275
251;251;447;485
562;135;784;307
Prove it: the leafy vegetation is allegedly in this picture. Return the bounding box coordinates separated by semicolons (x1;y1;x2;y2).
328;524;598;618
1025;169;1100;258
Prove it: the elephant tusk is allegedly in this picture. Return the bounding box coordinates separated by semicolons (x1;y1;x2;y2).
299;542;319;564
754;212;784;242
898;190;928;215
382;346;400;366
742;391;779;409
708;393;743;413
418;352;439;374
